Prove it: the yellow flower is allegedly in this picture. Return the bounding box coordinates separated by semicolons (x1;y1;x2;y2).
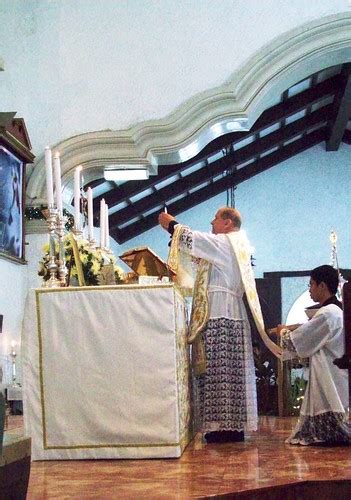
80;253;89;264
91;260;101;274
42;242;50;254
71;267;78;278
114;265;124;276
71;266;78;278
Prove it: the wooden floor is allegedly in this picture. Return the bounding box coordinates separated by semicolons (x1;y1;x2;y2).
7;415;351;498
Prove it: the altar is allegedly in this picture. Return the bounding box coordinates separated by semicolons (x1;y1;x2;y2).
22;284;192;460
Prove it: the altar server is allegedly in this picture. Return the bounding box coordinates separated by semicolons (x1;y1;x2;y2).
278;265;350;445
159;207;280;443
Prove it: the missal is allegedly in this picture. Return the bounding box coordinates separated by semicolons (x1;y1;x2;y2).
119;246;176;280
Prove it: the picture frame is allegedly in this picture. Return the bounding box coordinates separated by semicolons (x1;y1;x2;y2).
0;145;25;263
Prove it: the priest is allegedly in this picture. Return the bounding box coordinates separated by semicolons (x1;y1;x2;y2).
277;265;350;445
159;207;281;443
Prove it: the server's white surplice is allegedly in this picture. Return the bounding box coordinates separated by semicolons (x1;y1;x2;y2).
282;303;350;445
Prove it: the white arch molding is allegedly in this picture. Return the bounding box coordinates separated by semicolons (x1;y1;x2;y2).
26;12;351;207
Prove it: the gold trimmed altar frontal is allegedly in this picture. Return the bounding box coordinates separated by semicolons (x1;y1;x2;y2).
23;284;192;460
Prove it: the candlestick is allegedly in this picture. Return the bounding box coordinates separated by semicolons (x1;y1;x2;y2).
100;199;105;248
45;147;54;207
74;166;82;231
105;203;109;249
10;341;17;386
56;213;68;286
87;187;94;241
53;152;63;215
44;207;61;288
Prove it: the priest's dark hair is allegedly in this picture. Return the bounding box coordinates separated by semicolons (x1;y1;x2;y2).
310;265;339;294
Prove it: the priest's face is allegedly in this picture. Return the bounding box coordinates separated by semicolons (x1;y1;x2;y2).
211;210;227;234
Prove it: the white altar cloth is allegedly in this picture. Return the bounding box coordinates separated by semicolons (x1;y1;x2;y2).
22;284;191;460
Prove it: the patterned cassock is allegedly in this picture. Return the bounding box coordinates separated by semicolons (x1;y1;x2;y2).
282;302;350;445
178;227;257;433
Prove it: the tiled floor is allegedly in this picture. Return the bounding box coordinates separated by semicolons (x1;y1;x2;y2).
7;415;351;498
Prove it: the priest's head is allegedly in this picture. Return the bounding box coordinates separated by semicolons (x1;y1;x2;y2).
211;207;241;234
308;265;339;304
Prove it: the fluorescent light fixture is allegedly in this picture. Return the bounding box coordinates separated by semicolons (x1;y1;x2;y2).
104;168;149;181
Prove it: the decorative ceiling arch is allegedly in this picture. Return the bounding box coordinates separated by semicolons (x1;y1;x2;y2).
27;12;351;207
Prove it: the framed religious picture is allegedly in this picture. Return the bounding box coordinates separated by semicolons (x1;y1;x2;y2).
0;113;35;264
0;146;25;262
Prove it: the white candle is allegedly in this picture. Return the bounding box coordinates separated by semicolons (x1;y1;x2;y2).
105;203;109;249
10;340;16;354
74;166;82;230
100;198;105;248
53;152;63;215
87;187;94;240
44;147;54;206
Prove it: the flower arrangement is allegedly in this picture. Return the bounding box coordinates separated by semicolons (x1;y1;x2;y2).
38;236;124;286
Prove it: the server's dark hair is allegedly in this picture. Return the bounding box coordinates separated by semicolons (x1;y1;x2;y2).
310;265;339;294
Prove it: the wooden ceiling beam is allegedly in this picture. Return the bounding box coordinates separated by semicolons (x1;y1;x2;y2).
92;164;182;215
326;64;351;151
112;128;326;243
342;129;351;144
85;178;106;190
109;106;330;229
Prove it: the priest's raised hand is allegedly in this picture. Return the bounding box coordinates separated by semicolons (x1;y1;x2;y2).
158;212;176;230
